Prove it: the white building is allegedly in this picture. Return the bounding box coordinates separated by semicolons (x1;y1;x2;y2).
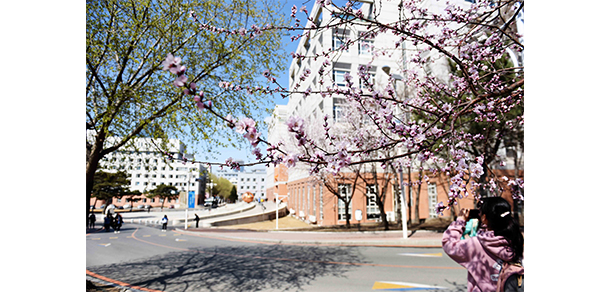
265;0;408;225
215;164;267;201
266;0;523;225
90;131;207;207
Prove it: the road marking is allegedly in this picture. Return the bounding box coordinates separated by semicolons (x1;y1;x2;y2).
159;234;166;237
175;238;187;242
398;252;443;257
130;228;462;271
372;281;446;290
109;237;118;240
87;270;163;292
143;235;151;237
99;243;111;247
92;238;101;240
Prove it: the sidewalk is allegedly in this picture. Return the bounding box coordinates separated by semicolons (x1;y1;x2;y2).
176;227;444;247
94;202;444;248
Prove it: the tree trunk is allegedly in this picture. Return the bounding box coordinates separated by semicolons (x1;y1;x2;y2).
395;189;403;226
343;197;351;228
413;165;424;224
407;163;413;224
412;172;421;225
86;130;106;227
370;162;390;230
377;197;389;230
86;151;101;227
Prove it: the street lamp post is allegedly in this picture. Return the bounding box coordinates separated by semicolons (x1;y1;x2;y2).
185;170;192;230
383;65;409;239
274;192;289;229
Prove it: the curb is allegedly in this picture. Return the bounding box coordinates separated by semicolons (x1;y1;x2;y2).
175;228;442;248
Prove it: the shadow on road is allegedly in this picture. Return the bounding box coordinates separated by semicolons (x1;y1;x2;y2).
442;280;468;292
88;244;364;292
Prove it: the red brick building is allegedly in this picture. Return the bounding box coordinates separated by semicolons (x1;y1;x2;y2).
268;167;523;227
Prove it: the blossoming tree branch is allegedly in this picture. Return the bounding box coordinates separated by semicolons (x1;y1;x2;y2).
163;0;524;214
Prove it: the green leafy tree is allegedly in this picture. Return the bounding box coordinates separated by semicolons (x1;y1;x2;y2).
229;185;238;203
92;171;132;213
210;173;233;199
446;54;523;199
148;184;179;210
86;0;288;222
408;52;523;208
123;189;142;211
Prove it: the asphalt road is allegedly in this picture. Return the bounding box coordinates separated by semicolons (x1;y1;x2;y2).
87;223;468;292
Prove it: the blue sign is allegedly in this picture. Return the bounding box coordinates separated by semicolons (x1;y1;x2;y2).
188;191;195;208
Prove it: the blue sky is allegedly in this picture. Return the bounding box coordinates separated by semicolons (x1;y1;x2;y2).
205;0;314;166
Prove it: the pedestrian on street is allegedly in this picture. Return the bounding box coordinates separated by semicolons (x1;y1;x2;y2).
111;214;117;231
103;214;112;232
114;213;123;233
194;214;199;228
161;215;168;232
442;197;524;292
88;212;96;229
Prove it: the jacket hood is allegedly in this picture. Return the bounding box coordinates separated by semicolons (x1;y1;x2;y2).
477;229;515;262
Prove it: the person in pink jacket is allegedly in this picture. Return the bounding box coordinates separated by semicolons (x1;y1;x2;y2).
442;196;524;292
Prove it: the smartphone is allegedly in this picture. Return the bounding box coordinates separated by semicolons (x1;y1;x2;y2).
468;209;480;220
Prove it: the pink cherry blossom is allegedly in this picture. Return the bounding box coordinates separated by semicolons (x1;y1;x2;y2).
283;153;298;168
173;74;188;88
235;117;256;134
161;53;181;72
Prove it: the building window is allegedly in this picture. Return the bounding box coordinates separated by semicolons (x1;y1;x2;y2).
332;29;349;52
333;69;349;87
358;65;377;90
358;34;374;55
428;183;438;218
337;184;352;221
333;98;347;122
366;184;380;220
